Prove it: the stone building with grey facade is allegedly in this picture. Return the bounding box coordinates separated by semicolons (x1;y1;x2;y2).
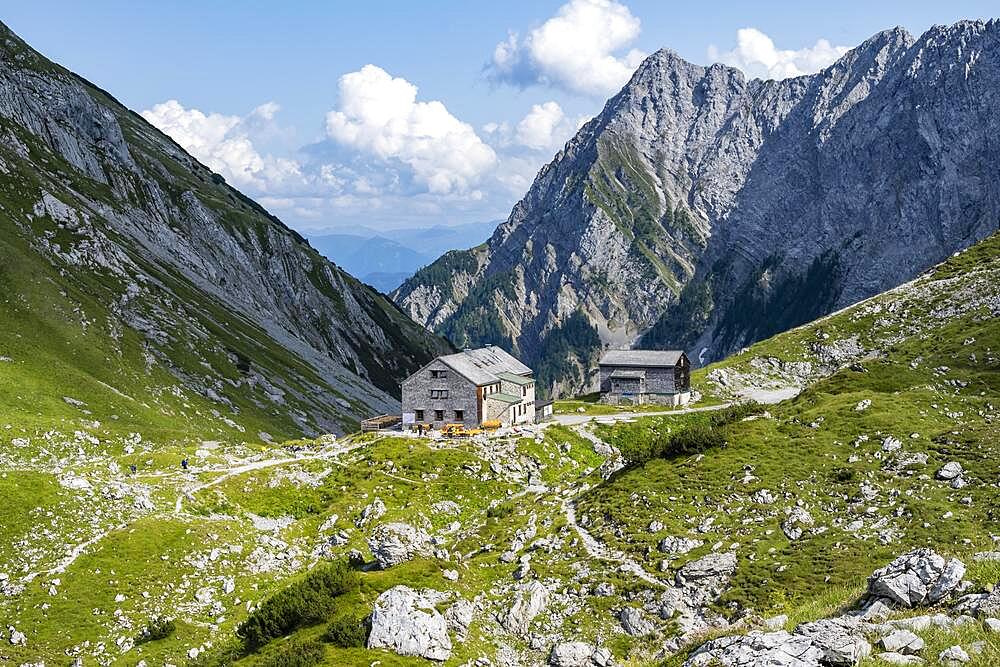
401;346;535;429
598;350;691;406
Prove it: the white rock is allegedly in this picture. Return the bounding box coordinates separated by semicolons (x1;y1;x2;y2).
938;645;969;664
935;462;963;481
368;522;433;569
550;641;596;667
866;549;965;607
503;580;549;634
878;629;923;654
367;586;452;661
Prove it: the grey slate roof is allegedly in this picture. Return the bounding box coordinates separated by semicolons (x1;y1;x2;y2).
439;346;532;386
487;392;523;405
609;369;646;379
496;371;533;386
599;350;685;368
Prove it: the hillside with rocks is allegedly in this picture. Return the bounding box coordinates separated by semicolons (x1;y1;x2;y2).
394;20;1000;397
3;217;993;666
0;20;450;442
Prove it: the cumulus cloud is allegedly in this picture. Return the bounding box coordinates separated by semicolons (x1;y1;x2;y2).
513;102;589;151
141;100;302;192
708;28;850;80
325;65;497;195
487;0;647;97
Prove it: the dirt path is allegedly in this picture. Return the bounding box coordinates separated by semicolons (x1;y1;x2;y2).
554;401;732;426
561;424;668;589
23;438;371;583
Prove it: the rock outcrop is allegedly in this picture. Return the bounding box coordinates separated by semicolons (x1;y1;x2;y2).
367;586;453;661
368;523;434;569
865;549;966;607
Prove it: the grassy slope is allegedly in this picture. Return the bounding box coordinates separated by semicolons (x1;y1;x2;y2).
0;423;620;666
578;233;1000;663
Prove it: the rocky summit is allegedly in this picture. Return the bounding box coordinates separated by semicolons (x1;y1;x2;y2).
394;20;1000;396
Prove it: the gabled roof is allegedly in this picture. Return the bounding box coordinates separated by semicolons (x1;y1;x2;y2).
438;346;532;386
600;350;685;368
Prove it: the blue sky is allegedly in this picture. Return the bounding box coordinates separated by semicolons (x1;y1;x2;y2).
5;1;997;233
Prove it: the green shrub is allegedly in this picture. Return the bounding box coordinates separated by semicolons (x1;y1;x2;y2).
136;616;175;644
487;500;515;519
709;401;765;428
237;560;359;651
258;639;326;667
830;467;856;484
662;422;726;456
324;613;368;648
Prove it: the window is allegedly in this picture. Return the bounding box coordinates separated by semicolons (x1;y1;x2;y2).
434;409;444;422
415;409;424;421
454;409;464;420
430;369;447;379
430;389;449;399
522;386;527;397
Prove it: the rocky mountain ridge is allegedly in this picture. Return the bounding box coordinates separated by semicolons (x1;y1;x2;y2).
394;20;1000;396
0;21;450;437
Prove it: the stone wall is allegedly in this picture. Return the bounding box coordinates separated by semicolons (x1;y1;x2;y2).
402;360;479;428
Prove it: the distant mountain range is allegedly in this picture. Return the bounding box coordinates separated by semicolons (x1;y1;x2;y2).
394;20;1000;397
310;221;499;293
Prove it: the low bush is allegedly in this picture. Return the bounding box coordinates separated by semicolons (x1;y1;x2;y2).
661;422;726;456
258;639;326;667
324;613;368;648
237;560;359;651
709;401;765;428
136;616;175;644
487;500;515;519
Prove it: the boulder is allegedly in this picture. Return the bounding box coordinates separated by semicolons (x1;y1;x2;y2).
368;523;433;569
619;606;655;637
367;586;452;661
877;629;923;654
444;598;475;642
865;549;965;607
659;536;703;556
356;497;386;527
549;641;597;666
938;645;969;665
503;580;549;634
935;462;963;481
751;488;776;505
685;630;825;667
795;618;871;666
676;552;738;586
953;588;1000;618
781;507;815;541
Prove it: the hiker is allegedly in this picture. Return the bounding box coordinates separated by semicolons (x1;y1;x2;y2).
129;464;137;475
181;458;189;470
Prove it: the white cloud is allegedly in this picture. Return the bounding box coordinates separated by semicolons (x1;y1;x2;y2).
516;102;565;150
141;100;302;192
487;0;647;97
708;28;850;80
325;65;497;195
513;101;589;151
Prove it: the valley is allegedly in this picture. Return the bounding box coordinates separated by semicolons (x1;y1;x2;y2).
0;11;997;667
